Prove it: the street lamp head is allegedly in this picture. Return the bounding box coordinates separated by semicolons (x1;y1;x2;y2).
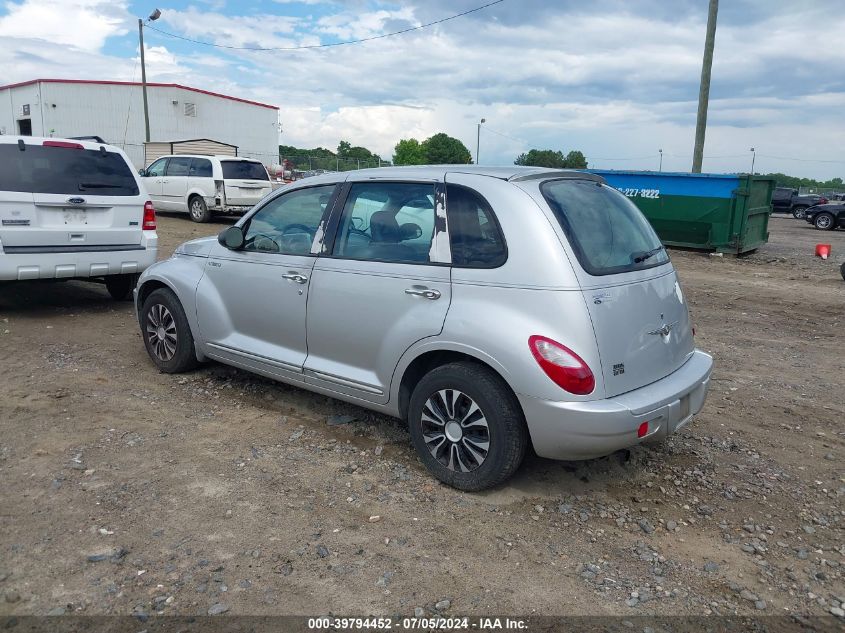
750;147;755;152
480;118;486;124
148;8;161;21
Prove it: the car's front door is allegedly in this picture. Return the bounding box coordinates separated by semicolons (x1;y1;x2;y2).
160;156;191;212
195;184;338;376
142;158;167;206
304;180;451;403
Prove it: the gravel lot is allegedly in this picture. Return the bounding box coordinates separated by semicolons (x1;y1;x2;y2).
0;213;843;620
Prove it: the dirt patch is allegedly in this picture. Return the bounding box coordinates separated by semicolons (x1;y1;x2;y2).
0;214;842;618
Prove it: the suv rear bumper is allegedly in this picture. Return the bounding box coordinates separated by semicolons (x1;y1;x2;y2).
0;239;157;280
518;349;713;460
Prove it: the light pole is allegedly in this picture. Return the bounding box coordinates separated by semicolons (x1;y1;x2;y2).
139;8;161;143
749;147;756;174
476;118;485;164
659;148;663;172
692;0;719;172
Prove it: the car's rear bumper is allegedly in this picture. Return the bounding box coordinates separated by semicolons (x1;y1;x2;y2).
0;238;157;280
519;349;713;460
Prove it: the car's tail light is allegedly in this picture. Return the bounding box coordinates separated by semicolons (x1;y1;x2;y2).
528;335;595;395
143;201;156;230
43;140;84;149
820;197;829;204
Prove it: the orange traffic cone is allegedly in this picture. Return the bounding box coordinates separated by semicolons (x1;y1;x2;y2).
815;244;831;260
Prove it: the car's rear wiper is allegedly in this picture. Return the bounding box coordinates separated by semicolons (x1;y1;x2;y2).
632;245;664;263
78;182;122;189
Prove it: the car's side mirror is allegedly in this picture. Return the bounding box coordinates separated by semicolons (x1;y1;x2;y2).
138;168;147;177
219;226;245;250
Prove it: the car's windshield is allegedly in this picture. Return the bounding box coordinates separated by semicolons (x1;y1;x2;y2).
221;160;268;181
541;179;669;276
0;143;139;196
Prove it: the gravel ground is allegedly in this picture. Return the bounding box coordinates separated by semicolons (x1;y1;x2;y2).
0;213;842;621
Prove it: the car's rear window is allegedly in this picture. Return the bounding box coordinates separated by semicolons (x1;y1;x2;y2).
221;160;268;181
0;143;139;196
541;179;669;276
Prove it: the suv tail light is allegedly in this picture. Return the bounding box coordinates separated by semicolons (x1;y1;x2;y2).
143;201;156;230
819;196;829;204
528;335;595;395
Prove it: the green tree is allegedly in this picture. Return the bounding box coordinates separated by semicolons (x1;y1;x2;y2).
337;140;381;163
514;148;588;169
421;133;472;164
393;138;426;165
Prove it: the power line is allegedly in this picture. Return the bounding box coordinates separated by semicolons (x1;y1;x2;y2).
758;154;845;165
145;0;506;52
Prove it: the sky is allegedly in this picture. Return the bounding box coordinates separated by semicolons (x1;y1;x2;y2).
0;0;843;179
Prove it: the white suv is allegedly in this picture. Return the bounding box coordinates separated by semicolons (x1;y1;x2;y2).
140;155;272;222
0;136;158;299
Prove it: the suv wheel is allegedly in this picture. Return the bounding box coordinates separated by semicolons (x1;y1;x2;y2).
140;288;199;373
814;212;834;230
792;206;807;219
189;196;211;223
408;362;528;491
105;273;137;301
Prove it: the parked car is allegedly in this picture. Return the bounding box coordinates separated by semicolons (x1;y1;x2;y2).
135;166;713;490
805;202;845;230
0;135;157;299
771;187;829;219
139;155;272;223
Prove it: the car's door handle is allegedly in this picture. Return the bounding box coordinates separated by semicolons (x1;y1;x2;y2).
282;272;308;284
405;286;441;300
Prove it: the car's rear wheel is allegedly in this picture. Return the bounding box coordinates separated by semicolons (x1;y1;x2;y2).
140;288;199;373
814;212;835;230
408;361;528;491
105;273;137;301
841;261;845;281
792;206;807;219
189;196;211;223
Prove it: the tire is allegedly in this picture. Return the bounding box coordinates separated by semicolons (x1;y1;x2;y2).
140;288;199;373
188;196;211;223
792;206;807;219
814;212;835;230
408;361;528;491
840;262;845;281
105;273;137;301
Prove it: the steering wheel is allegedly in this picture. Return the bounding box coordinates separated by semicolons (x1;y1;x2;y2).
280;223;315;240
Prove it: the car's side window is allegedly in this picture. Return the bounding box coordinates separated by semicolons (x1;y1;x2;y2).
165;157;192;177
146;158;167;177
446;185;507;268
189;158;212;178
242;185;335;255
333;182;437;264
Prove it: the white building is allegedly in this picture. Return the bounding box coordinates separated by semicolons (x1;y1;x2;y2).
0;79;280;168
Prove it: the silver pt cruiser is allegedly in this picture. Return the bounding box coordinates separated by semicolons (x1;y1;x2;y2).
135;166;713;490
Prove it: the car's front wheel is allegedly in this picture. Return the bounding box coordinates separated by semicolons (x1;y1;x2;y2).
408;362;528;491
140;288;199;373
814;212;835;230
792;206;808;219
189;196;211;223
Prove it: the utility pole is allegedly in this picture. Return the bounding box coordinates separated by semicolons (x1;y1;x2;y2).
691;0;718;173
749;147;756;174
138;9;161;144
476;118;485;164
659;149;663;172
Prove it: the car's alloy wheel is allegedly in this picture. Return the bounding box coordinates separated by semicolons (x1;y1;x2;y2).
814;213;834;230
146;303;178;362
189;196;210;223
793;207;807;219
421;389;490;473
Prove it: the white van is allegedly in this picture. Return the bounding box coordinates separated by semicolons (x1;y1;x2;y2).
140;155;272;222
0;136;157;300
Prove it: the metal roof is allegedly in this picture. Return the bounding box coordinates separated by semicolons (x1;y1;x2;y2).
0;79;278;110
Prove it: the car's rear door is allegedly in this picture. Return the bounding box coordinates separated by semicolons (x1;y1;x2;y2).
159;156;190;211
220;160;272;207
304;180;451;403
0;138;145;251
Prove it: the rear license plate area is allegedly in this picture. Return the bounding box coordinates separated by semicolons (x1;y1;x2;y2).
63;208;88;225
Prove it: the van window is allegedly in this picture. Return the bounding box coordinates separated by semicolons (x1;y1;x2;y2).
190;158;212;177
446;185;506;268
221;161;268;181
541;179;668;276
165;157;192;177
0;143;139;196
146;158;167;177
